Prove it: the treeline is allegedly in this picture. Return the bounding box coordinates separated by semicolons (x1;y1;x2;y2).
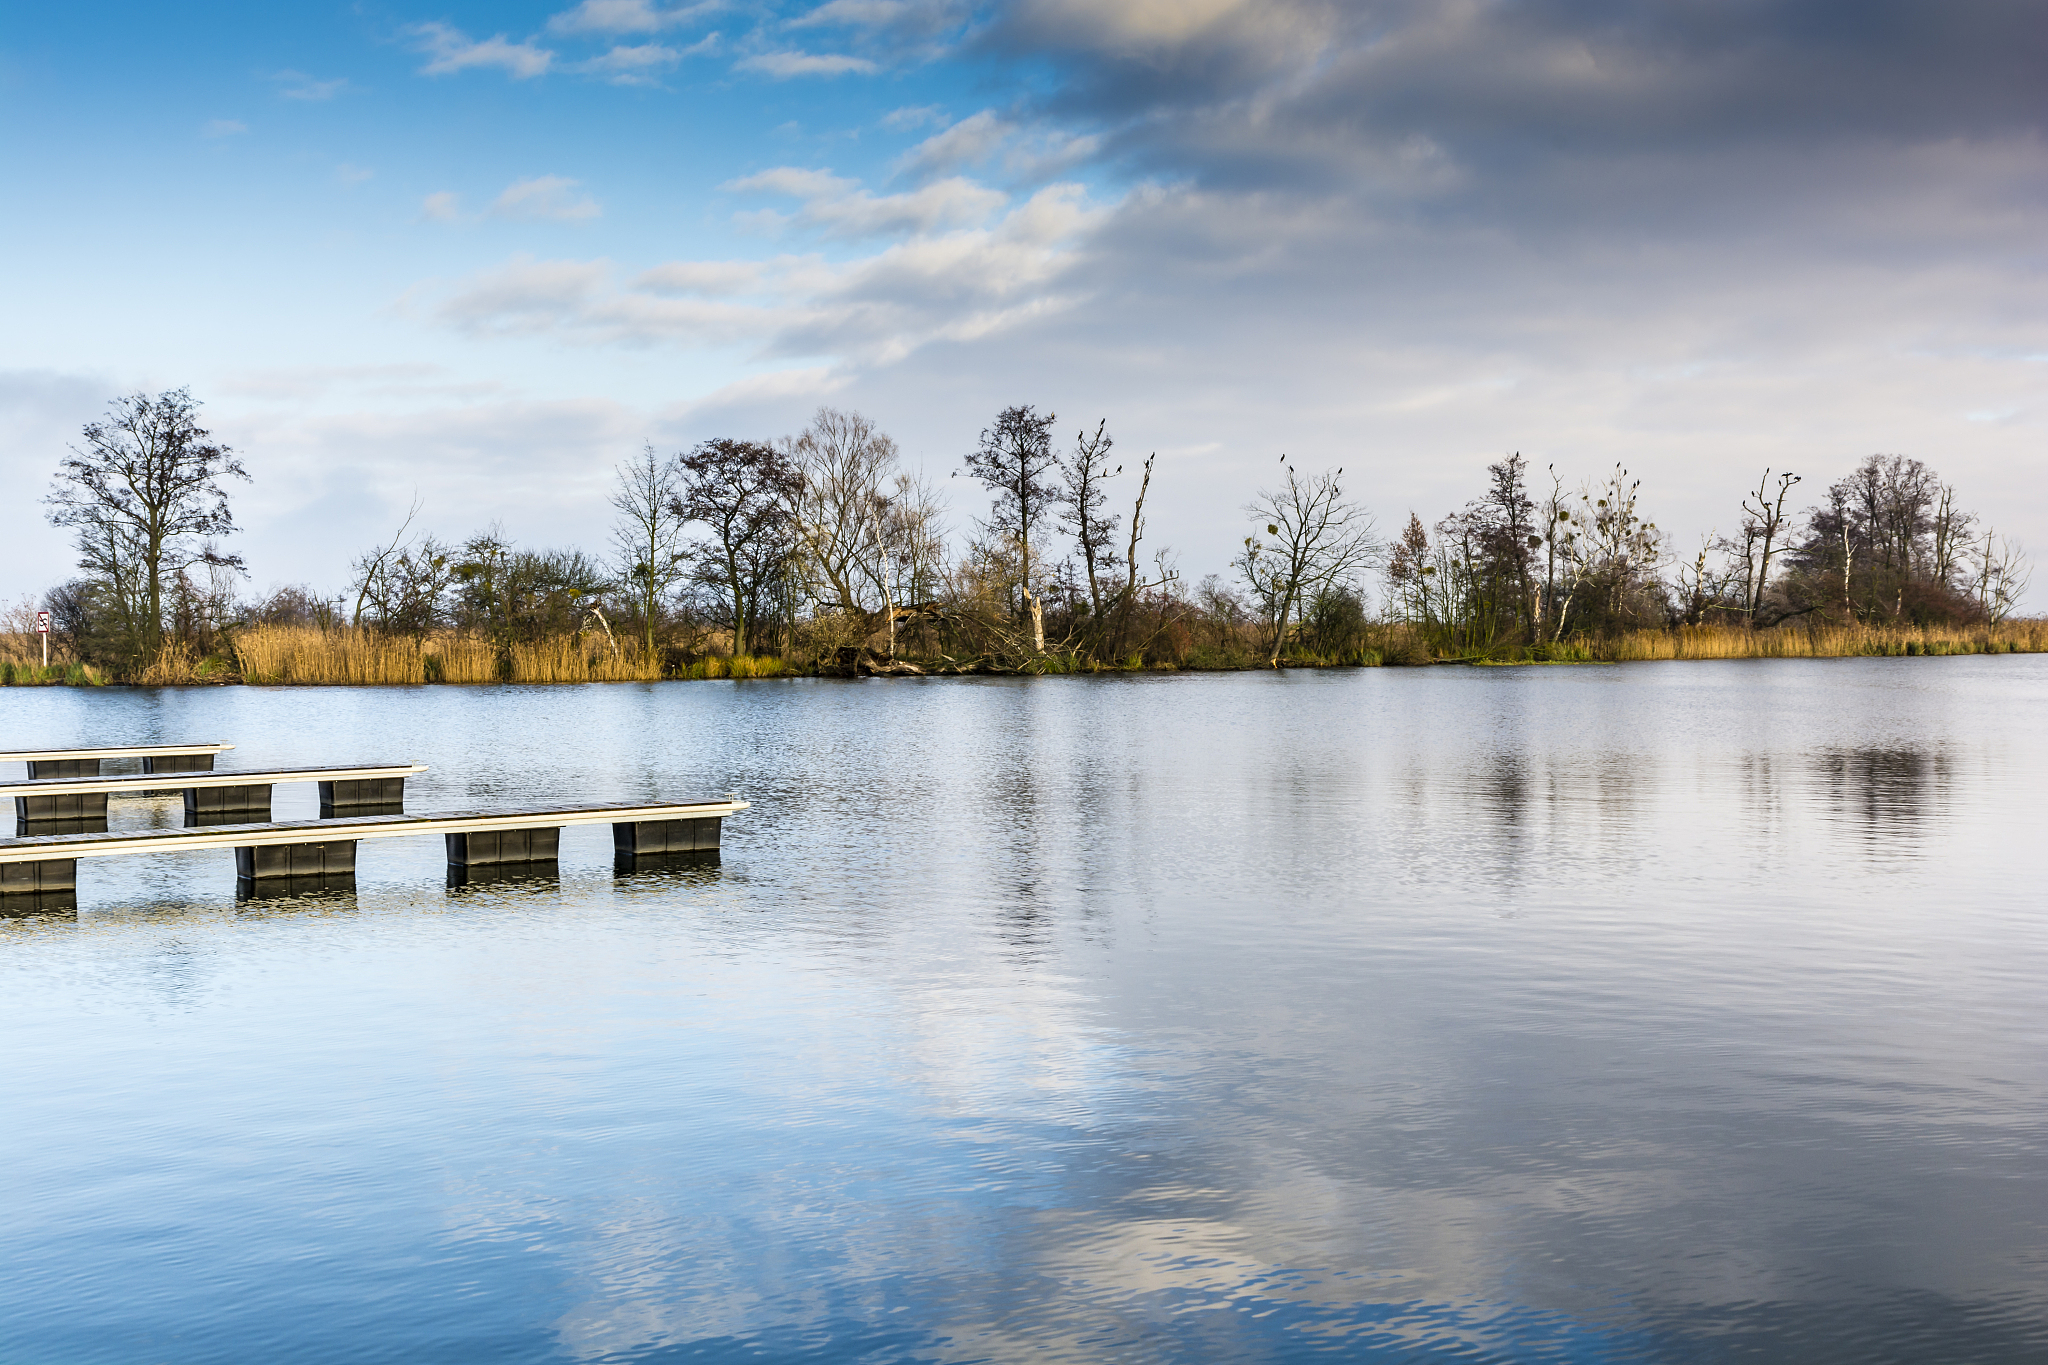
1383;454;2030;660
12;388;2037;684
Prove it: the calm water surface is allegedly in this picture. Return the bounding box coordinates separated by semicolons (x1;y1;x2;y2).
3;661;2046;1363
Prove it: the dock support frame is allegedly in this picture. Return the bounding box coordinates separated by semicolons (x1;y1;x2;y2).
235;842;358;880
446;828;560;867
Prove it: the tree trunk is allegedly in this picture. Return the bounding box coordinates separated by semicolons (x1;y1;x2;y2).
1269;588;1293;668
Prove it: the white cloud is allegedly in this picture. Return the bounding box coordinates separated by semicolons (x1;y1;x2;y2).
272;70;349;101
336;164;374;186
436;255;615;334
408;22;554;79
428;181;1103;364
488;176;603;222
221;396;649;583
634;260;770;297
420;191;463;223
791;0;910;26
735;50;876;78
217;364;501;402
725;166;1005;237
573;41;701;83
882;104;948;131
203;119;249;137
545;0;717;35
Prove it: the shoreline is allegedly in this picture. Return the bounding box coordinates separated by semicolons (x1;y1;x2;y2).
8;619;2041;688
4;644;2039;688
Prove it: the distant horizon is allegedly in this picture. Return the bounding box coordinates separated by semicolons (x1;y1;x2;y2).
6;1;2044;608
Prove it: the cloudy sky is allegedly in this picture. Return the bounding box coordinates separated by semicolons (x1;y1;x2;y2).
4;0;2044;604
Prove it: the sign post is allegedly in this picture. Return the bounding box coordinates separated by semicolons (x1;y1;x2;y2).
35;610;50;668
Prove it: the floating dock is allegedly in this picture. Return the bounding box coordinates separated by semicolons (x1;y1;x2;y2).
0;744;235;778
0;798;749;897
2;764;429;825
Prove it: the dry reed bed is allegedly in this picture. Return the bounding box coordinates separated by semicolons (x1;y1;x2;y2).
1591;621;2046;662
6;621;2040;686
228;625;782;684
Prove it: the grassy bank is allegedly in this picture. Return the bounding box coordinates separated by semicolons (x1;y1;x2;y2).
0;659;107;686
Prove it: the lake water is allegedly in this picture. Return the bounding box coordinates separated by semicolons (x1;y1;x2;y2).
3;660;2046;1363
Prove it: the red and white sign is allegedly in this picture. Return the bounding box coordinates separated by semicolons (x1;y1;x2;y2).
35;611;51;634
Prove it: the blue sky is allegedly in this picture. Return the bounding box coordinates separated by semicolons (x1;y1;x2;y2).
4;1;2045;603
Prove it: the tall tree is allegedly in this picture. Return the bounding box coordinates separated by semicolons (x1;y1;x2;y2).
45;388;248;661
608;443;689;659
674;438;801;656
963;405;1059;652
1236;459;1379;667
1481;453;1538;629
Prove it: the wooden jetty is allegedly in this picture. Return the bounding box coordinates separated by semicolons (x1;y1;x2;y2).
0;799;750;895
0;743;235;778
1;764;429;824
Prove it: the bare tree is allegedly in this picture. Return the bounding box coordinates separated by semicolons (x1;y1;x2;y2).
882;471;947;610
1740;469;1800;620
608;444;688;659
1973;531;2031;624
46;388;249;660
674;439;801;655
1056;420;1121;623
1105;451;1166;659
1235;459;1379;667
1930;483;1975;589
962;405;1059;652
1547;464;1663;634
353;495;423;624
354;535;455;638
786;408;900;632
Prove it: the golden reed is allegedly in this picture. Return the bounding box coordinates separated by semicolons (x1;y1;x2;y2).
230;625;785;684
1588;620;2046;663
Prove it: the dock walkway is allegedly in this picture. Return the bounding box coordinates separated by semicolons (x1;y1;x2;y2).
0;798;749;893
0;744;234;778
2;764;429;823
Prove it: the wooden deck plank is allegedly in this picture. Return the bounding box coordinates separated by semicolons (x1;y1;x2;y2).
0;744;235;762
0;800;749;862
0;765;428;797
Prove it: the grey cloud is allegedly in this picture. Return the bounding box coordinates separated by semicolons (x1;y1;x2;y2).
893;110;1013;180
976;0;2048;192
